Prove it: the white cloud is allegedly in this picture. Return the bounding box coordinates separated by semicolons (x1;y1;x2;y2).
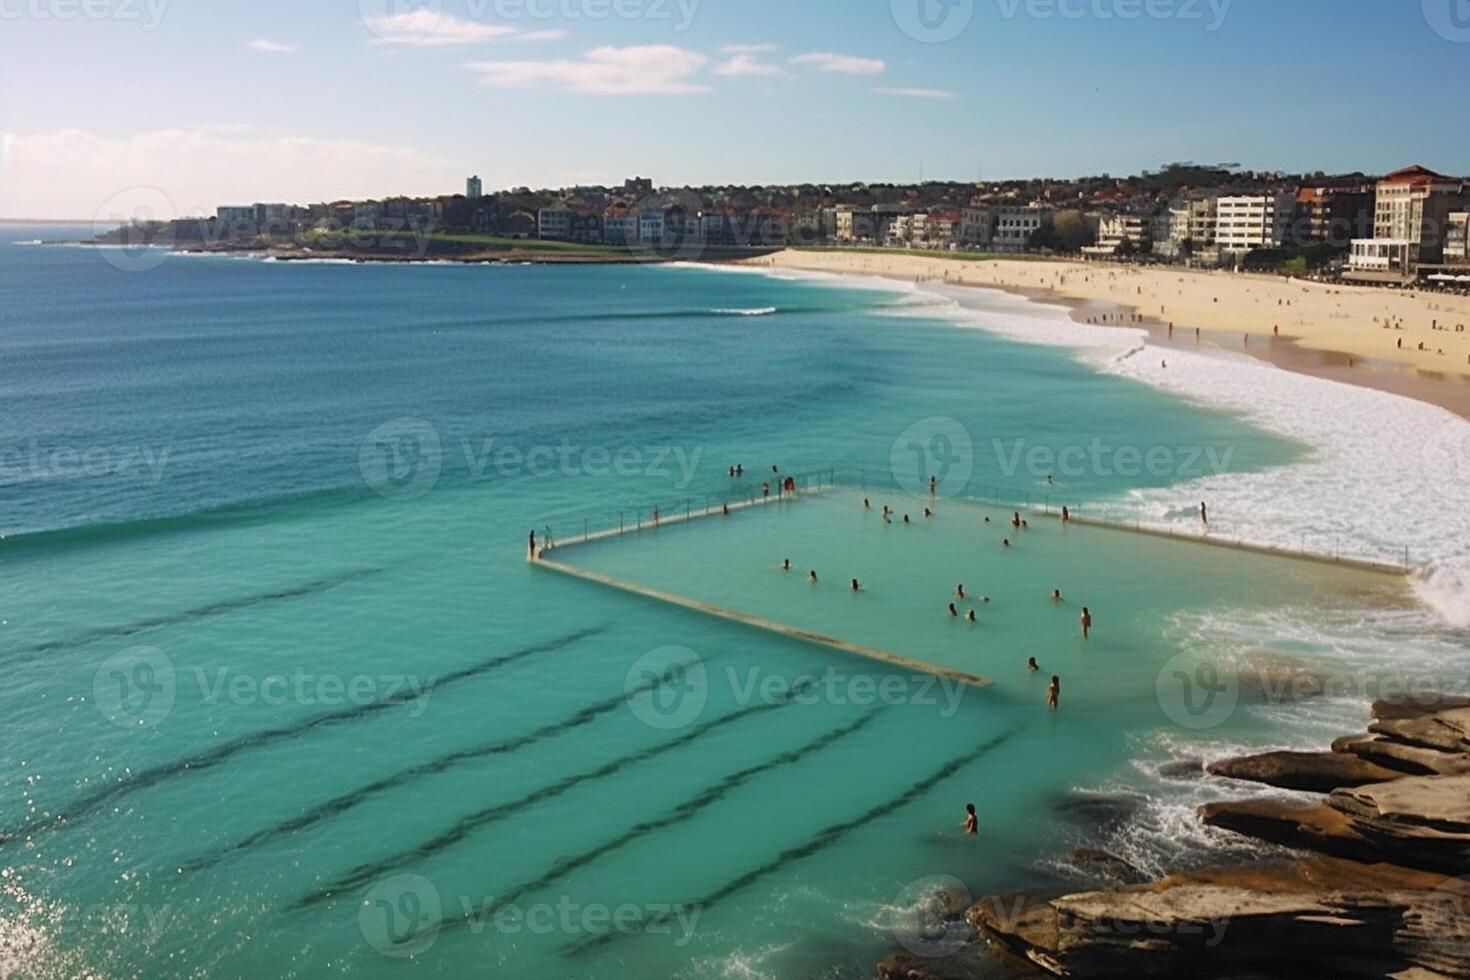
365;10;519;46
1;128;465;219
714;52;791;78
518;29;569;42
790;52;885;75
246;39;299;54
465;46;708;95
720;43;777;54
875;87;955;99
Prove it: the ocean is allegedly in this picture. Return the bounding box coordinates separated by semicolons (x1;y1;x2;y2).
2;226;1468;979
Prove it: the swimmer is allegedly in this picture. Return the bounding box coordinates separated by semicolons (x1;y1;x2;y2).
809;570;819;584
903;514;911;524
948;603;958;618
1047;675;1060;710
924;508;933;518
963;803;978;836
956;585;966;599
1027;657;1039;672
1021;519;1029;529
782;559;791;571
1051;589;1062;602
929;475;938;496
1080;607;1092;639
1200;501;1208;525
1061;506;1070;523
966;610;977;622
528;529;537;560
1002;538;1011;548
864;498;871;509
851;579;861;592
984;516;991;524
1012;512;1022;529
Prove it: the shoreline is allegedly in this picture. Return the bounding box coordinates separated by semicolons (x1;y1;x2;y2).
734;249;1470;420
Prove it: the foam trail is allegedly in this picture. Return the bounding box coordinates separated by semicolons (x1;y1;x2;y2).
0;627;604;848
183;648;694;871
292;678;819;907
3;568;383;664
428;709;882;944
563;729;1014;956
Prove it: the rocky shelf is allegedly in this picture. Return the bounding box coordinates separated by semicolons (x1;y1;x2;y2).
879;695;1470;979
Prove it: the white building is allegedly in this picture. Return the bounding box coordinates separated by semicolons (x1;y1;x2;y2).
989;205;1050;252
1085;213;1152;256
1214;193;1294;259
639;210;666;245
537;208;571;240
1446;212;1469;265
466;175;483;200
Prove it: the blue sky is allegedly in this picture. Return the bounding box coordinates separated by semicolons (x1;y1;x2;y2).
1;0;1468;217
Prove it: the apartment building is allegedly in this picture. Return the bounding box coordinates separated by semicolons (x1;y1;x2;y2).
1215;193;1294;259
1349;165;1467;280
537;207;572;241
1085;213;1152;256
1446;212;1470;265
989;205;1051;252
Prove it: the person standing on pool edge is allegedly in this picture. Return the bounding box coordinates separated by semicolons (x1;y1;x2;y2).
1080;607;1092;639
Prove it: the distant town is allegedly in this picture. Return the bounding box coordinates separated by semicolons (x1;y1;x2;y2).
113;163;1470;285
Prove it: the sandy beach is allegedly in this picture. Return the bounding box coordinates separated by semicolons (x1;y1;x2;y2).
741;249;1470;417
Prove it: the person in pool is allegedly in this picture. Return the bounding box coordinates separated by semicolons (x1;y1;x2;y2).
956;585;966;599
528;529;537;560
1051;589;1063;602
966;610;977;622
1002;538;1011;548
1080;607;1092;639
1062;506;1070;523
851;579;861;592
924;507;933;518
1047;675;1060;710
864;498;871;509
948;603;958;618
1012;512;1022;529
903;514;911;524
809;570;819;584
1027;657;1040;672
782;559;791;571
963;803;978;836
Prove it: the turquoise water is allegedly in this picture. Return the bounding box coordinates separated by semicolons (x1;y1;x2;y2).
0;229;1415;979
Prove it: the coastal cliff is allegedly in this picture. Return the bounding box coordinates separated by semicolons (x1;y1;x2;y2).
882;696;1470;979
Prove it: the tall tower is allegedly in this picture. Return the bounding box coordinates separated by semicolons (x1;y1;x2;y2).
466;175;483;200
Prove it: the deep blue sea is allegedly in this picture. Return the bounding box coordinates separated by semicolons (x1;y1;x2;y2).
0;226;1450;979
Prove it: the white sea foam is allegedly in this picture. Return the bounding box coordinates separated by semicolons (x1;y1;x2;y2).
712;307;778;316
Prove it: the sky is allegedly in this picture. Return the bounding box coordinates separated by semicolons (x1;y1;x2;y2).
1;0;1468;218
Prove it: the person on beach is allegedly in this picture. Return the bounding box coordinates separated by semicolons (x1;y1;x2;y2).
851;579;861;592
528;529;537;560
963;804;978;836
1047;676;1061;710
1051;589;1062;602
1027;657;1040;672
948;603;959;618
1080;607;1092;639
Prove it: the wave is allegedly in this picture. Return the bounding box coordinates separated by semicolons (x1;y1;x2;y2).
712;307;778;317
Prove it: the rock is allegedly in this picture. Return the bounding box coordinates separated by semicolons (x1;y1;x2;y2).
968;857;1468;979
1340;735;1470;778
1157;758;1204;780
1370;709;1470;755
1208;751;1404;792
875;950;993;980
1373;695;1470;722
1069;848;1149;885
1202;776;1470;876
